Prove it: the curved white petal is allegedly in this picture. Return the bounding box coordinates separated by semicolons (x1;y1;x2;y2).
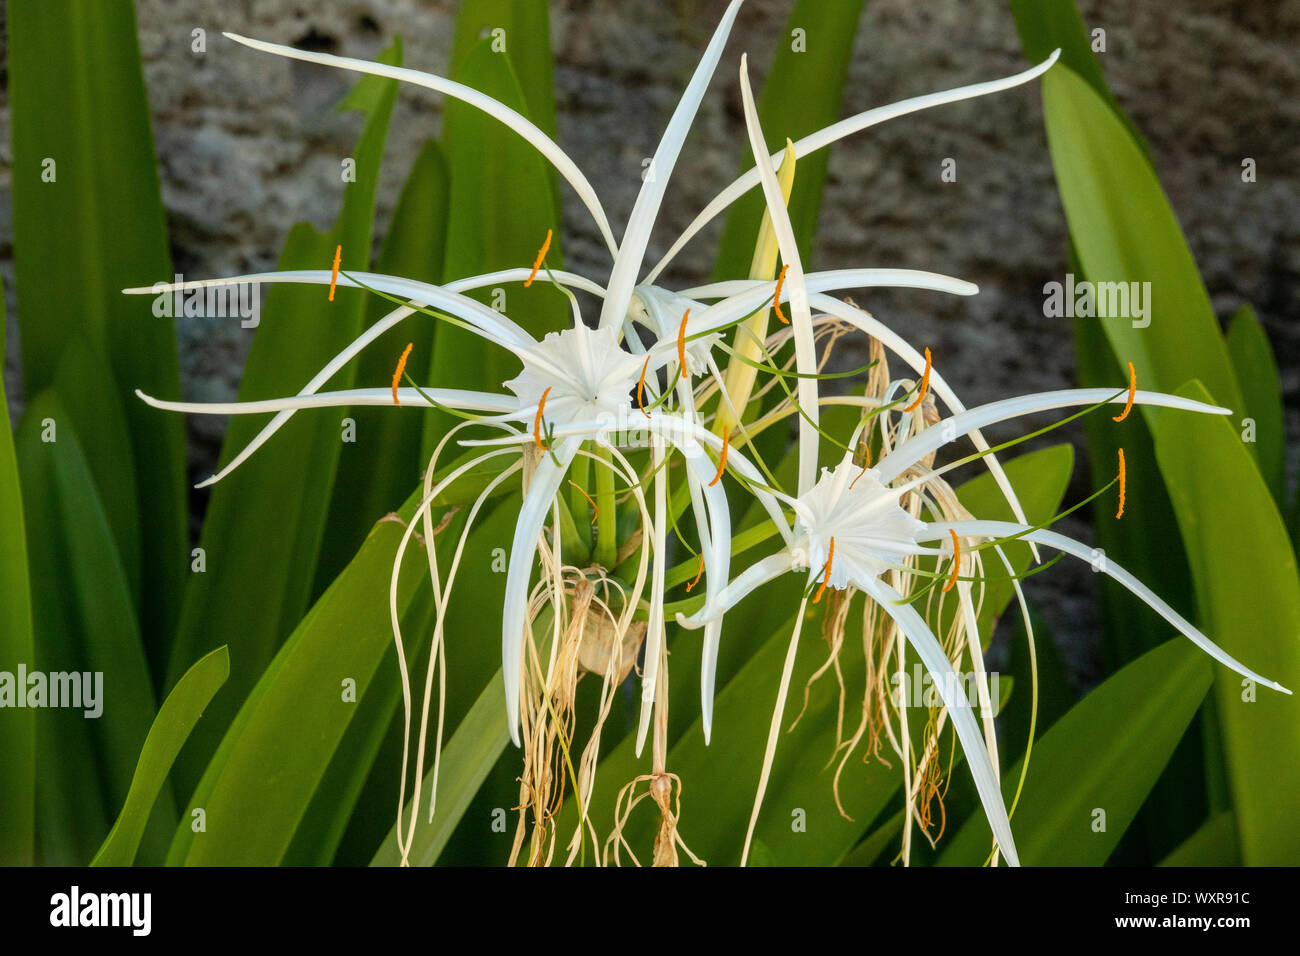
861;576;1020;866
660;269;977;351
875;388;1231;484
135;386;516;416
502;438;581;746
739;56;819;496
646;50;1061;283
676;551;796;631
127;270;538;353
635;436;670;757
222;32;619;256
924;520;1293;697
597;0;744;331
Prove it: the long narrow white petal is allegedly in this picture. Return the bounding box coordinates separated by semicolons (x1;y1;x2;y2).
646;50;1061;282
676;551;796;630
739;57;820;495
597;0;744;331
135;387;516;416
502;439;581;745
875;388;1231;484
127;270;538;353
925;521;1293;697
680;268;978;302
222;32;618;256
861;576;1020;866
660;269;977;350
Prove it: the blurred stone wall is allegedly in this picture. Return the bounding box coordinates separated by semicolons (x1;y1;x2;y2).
1;0;1296;685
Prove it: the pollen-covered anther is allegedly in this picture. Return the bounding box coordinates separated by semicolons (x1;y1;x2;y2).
524;228;553;287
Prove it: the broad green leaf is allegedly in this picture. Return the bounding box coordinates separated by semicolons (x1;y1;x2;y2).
315;140;450;590
51;337;141;608
451;0;559;142
1008;0;1148;155
9;0;186;672
371;672;509;866
167;488;432;866
91;647;230;867
422;38;569;457
167;43;402;790
712;0;867;276
0;278;35;866
937;638;1211;866
1154;380;1300;866
1041;66;1242;418
1225;305;1285;507
16;392;170;865
1157;811;1239;867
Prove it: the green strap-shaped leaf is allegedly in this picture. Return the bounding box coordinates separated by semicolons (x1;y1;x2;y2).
937;638;1211;866
1041;66;1243;419
314;140;450;590
370;672;510;866
1157;811;1239;867
16;392;170;864
421;38;570;458
0;278;35;866
166;41;403;791
1225;305;1286;508
1154;380;1300;866
166;488;433;866
8;0;186;674
91;647;230;867
712;0;868;276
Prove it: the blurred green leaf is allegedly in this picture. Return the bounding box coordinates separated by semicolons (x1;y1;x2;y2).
1225;304;1285;507
1155;381;1300;866
8;0;187;675
1041;66;1242;419
0;278;35;866
713;0;867;276
315;140;450;590
167;41;402;790
370;671;509;866
91;646;230;866
938;638;1211;866
1157;810;1239;867
422;38;569;457
167;489;432;866
16;391;171;864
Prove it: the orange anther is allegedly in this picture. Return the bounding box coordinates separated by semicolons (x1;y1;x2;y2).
391;342;413;406
709;427;730;487
1116;447;1126;520
685;554;705;593
814;537;836;604
677;309;691;380
903;348;932;412
525;229;553;287
533;386;552;451
328;244;342;301
942;529;961;593
773;264;791;325
1113;361;1136;423
637;354;652;418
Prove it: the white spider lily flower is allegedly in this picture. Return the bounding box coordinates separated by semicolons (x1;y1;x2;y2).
679;386;1292;866
132;4;1064;777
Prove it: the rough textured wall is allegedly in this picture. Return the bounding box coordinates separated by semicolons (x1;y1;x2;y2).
1;0;1296;686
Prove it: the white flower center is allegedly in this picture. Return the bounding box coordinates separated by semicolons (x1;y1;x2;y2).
504;323;643;424
792;462;926;588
